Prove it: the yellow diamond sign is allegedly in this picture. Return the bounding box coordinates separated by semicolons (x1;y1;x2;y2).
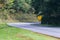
37;15;43;21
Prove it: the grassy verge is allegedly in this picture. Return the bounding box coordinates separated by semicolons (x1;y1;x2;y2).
0;24;60;40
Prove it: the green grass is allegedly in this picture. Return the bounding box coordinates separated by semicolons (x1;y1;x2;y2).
0;24;59;40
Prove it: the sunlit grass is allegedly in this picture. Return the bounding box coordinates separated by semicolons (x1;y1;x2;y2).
0;24;59;40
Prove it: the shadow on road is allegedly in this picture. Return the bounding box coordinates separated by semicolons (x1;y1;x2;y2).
31;24;60;28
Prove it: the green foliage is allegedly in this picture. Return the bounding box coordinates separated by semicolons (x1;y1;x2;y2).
0;0;33;13
4;0;14;9
25;0;32;4
0;0;5;4
0;0;60;25
13;0;31;13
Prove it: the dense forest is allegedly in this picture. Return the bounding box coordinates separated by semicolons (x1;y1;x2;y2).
0;0;38;22
0;0;60;25
0;0;33;13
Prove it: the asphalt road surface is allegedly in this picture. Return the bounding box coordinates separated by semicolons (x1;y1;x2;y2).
7;22;60;38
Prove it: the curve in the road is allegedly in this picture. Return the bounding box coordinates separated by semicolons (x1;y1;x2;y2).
7;22;60;38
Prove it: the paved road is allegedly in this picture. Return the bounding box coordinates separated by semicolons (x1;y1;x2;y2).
7;22;60;38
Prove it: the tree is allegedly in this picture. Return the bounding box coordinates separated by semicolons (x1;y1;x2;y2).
13;0;31;13
25;0;32;5
31;0;60;25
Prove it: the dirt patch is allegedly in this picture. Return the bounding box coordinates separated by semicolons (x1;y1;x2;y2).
16;33;33;40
